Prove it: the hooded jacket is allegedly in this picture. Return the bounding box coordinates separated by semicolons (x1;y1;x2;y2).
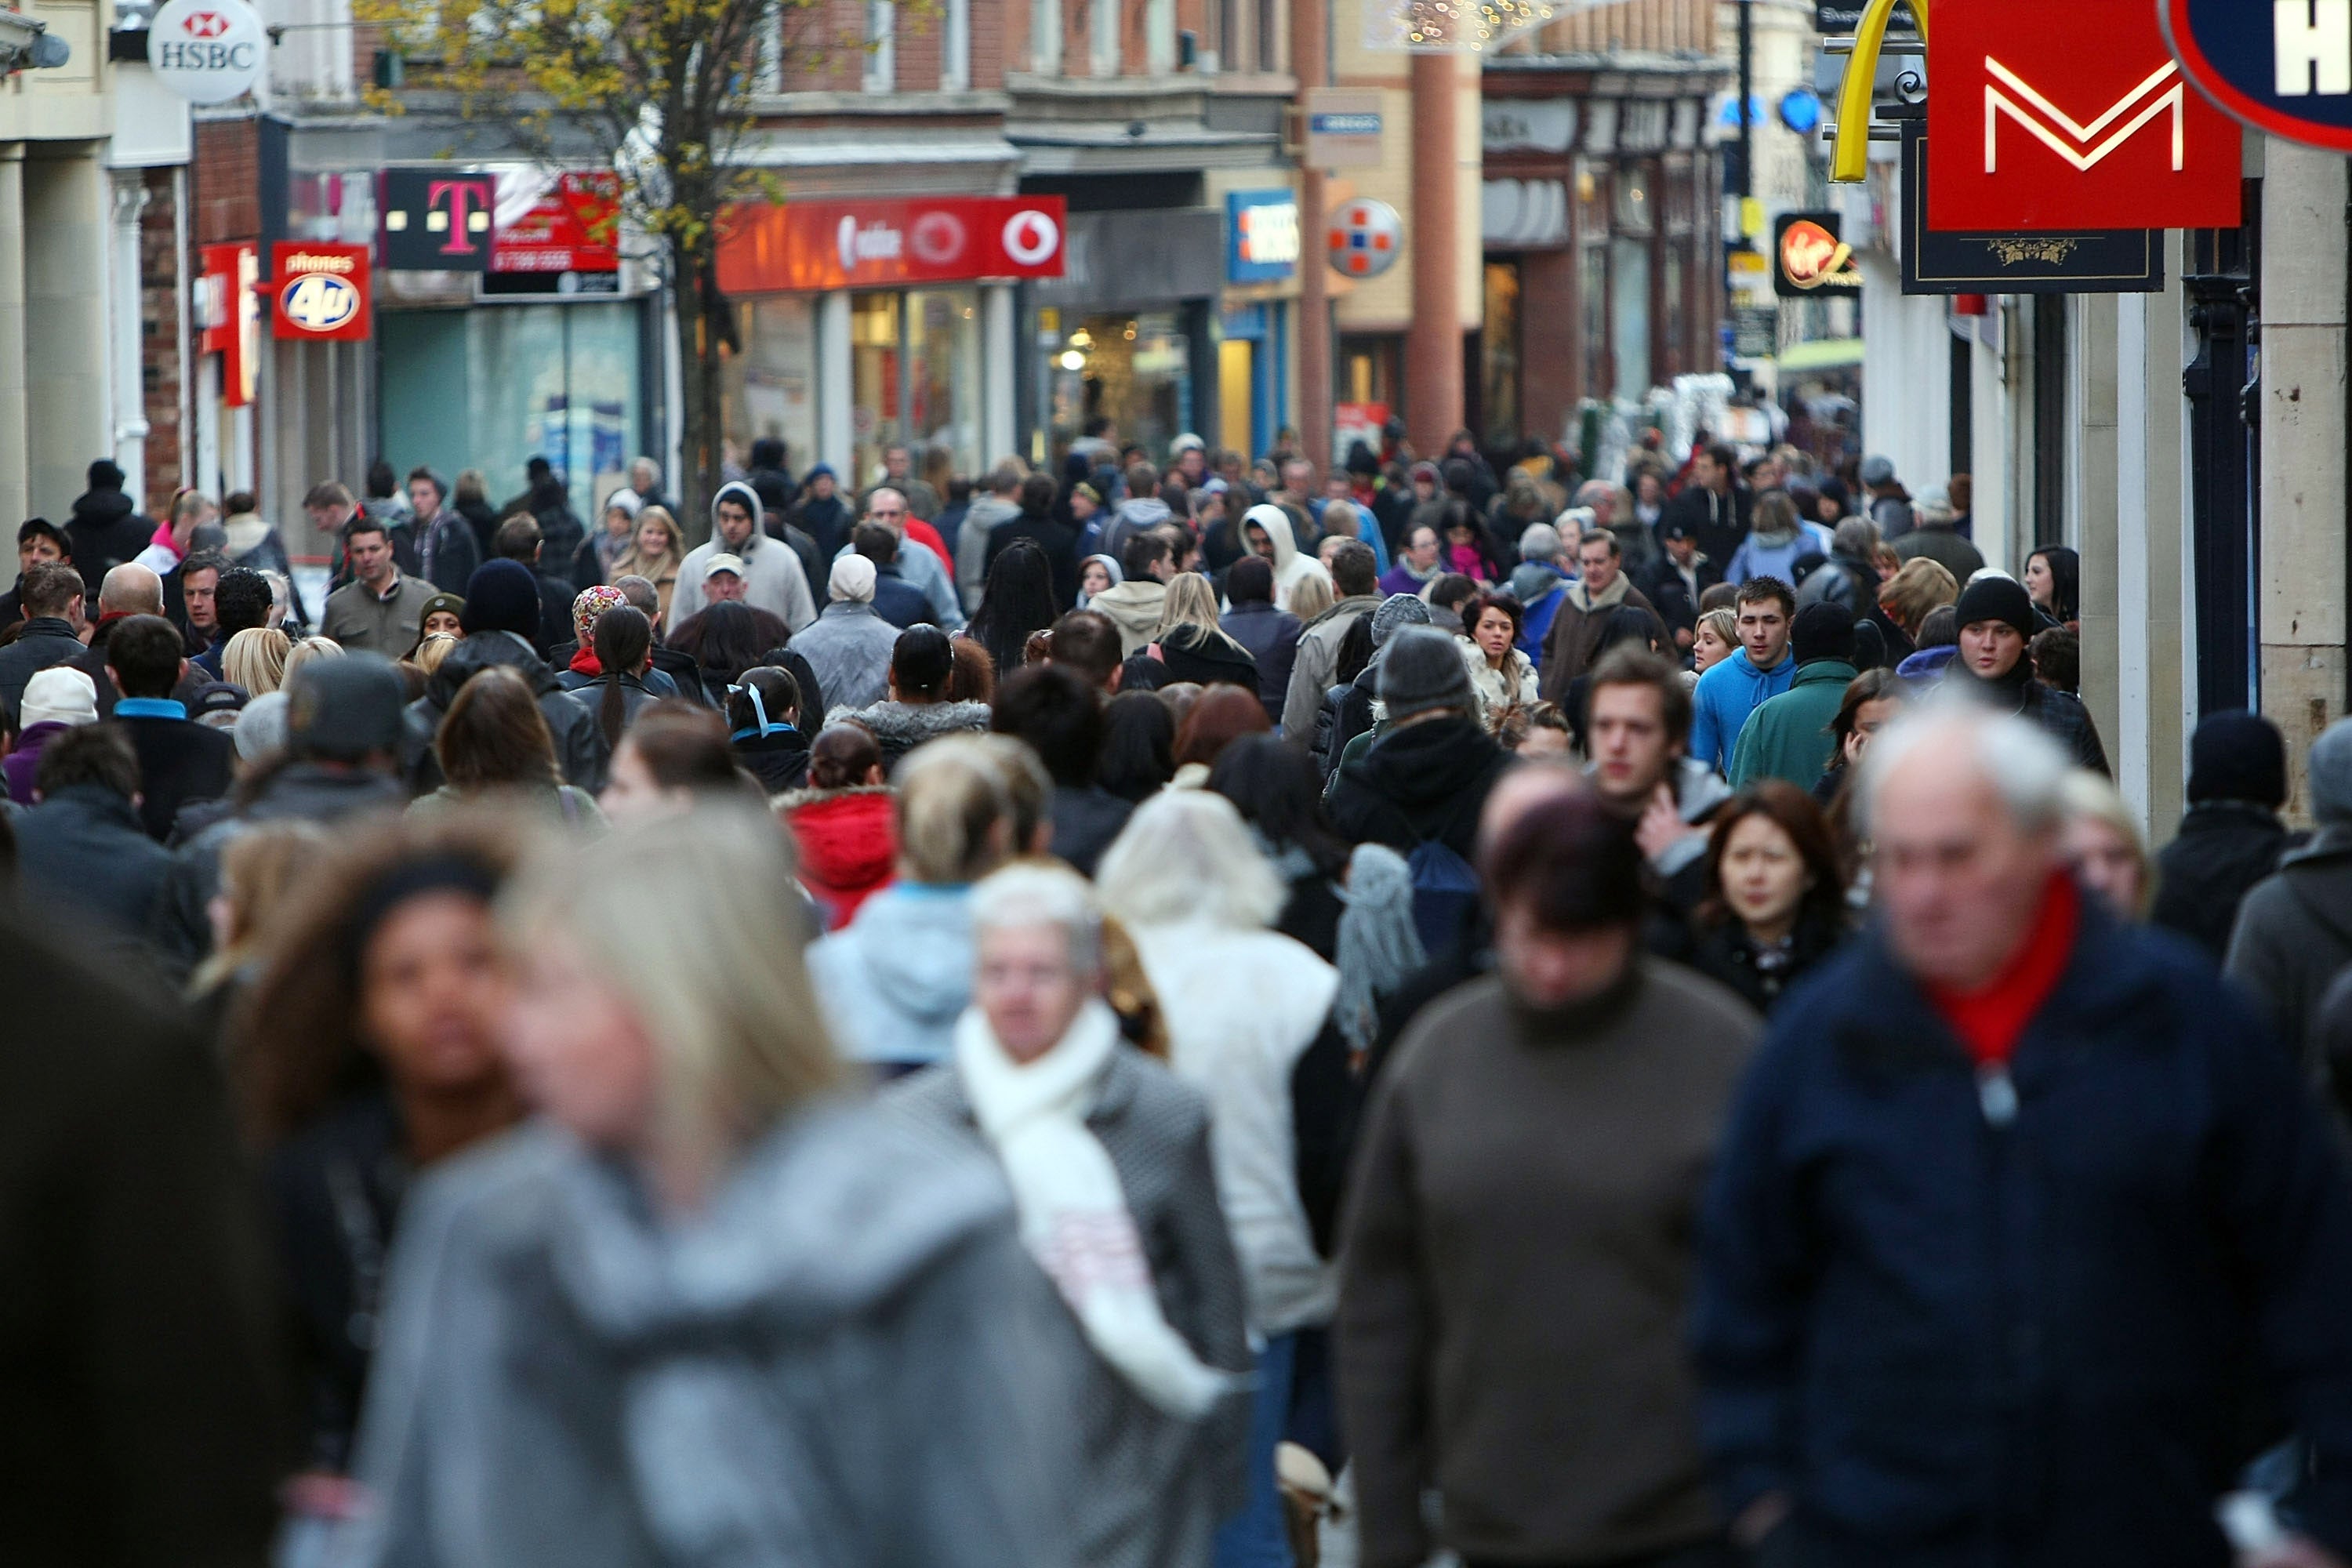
1326;713;1512;862
12;782;172;949
1245;505;1332;614
1098;495;1173;568
808;884;975;1066
1724;519;1834;587
1087;579;1169;657
401;631;609;794
1155;622;1258;691
781;784;897;927
670;482;818;632
1728;658;1859;790
66;486;153;597
339;1109;1086;1568
1688;648;1798;775
955;493;1024;612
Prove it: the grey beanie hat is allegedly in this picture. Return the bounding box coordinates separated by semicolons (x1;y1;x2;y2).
2310;717;2352;826
1377;626;1477;722
1370;592;1433;648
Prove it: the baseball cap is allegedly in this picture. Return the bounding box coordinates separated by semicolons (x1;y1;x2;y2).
703;554;746;581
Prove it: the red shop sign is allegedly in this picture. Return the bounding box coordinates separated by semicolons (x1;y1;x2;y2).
269;242;372;342
492;172;622;274
1926;0;2240;231
717;196;1067;293
200;241;259;405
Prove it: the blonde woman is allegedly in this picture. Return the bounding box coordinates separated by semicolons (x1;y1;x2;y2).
1285;571;1334;623
1156;572;1223;638
283;636;345;682
1877;556;1959;659
609;504;686;620
223;626;292;695
2061;768;2154;919
338;808;1082;1566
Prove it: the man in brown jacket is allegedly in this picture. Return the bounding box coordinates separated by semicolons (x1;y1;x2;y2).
1338;785;1759;1568
1538;528;1669;706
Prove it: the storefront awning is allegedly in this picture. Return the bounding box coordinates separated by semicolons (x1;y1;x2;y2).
1777;337;1865;370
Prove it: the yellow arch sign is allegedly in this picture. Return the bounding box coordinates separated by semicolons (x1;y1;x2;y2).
1831;0;1927;182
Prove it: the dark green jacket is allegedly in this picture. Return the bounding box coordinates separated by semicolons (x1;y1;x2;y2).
1728;659;1857;791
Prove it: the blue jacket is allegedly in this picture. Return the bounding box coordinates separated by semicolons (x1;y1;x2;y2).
1689;648;1796;774
1695;903;2352;1567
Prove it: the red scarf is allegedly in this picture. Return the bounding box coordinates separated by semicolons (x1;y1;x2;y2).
1925;872;2080;1067
568;646;602;677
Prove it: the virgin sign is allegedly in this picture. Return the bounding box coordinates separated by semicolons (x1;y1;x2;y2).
717;197;1067;294
2165;0;2352;151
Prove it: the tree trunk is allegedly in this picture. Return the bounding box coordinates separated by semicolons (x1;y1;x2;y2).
673;241;729;543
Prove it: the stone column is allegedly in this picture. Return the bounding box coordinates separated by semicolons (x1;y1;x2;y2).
2258;138;2350;820
817;289;854;477
0;146;25;532
2113;235;2189;837
111;169;152;513
1403;52;1462;456
980;281;1015;463
2071;292;2121;775
1292;0;1330;467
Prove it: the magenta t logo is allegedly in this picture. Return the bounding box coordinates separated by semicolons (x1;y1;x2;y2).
427;180;493;256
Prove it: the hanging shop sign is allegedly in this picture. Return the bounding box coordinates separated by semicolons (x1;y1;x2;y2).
1926;0;2239;230
1900;123;2163;293
2164;0;2352;151
199;241;260;405
269;242;373;340
148;0;265;103
379;168;499;271
489;172;622;291
1773;212;1863;296
717;196;1066;293
1226;191;1301;284
1816;0;1917;38
1304;89;1386;167
1327;198;1403;279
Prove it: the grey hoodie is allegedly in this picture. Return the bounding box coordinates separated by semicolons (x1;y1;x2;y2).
956;494;1023;612
337;1107;1083;1568
808;884;975;1066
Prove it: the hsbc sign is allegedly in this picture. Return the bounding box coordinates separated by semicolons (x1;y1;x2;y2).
148;0;266;104
2164;0;2352;150
1927;0;2239;230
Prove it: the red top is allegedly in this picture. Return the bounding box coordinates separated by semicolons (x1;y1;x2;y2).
1925;872;2081;1067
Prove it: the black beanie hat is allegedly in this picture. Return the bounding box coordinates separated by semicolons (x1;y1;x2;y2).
1953;575;2036;637
460;559;542;639
1790;601;1857;665
2187;710;2288;808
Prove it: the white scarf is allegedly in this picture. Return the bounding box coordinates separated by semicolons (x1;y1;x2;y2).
953;1000;1234;1419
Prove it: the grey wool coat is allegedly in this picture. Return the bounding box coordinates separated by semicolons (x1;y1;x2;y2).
332;1101;1084;1568
887;1044;1255;1568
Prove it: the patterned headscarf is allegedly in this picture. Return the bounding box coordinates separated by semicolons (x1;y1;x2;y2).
572;584;627;648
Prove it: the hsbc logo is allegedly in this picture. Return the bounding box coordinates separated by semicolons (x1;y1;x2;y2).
1984;57;2187;172
181;9;229;34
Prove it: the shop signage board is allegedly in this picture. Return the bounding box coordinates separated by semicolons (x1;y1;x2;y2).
717;196;1067;294
488;173;622;294
148;0;265;103
2164;0;2352;151
270;242;372;340
1226;191;1301;283
1304;89;1385;167
1925;0;2239;230
1334;401;1389;466
1816;0;1917;38
1773;212;1863;296
1900;123;2163;292
1327;199;1403;278
379;169;499;271
199;241;259;405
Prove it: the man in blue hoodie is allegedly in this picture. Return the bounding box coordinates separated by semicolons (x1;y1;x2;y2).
1688;575;1795;774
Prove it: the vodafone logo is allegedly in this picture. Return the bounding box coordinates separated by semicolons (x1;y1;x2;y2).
1002;209;1059;267
910;210;967;265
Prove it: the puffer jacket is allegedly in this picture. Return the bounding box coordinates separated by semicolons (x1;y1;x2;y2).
401;631;608;794
781;784;896;927
825;699;991;775
808;883;974;1067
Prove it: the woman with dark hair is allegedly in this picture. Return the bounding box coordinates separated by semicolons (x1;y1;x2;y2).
599;701;764;823
1207;733;1350;960
411;665;605;826
687;600;774;706
829;624;993;772
781;721;895;928
727;664;811;793
1171;683;1271;786
1683;781;1849;1012
2025;543;2080;629
585;604;658;753
1098;691;1177;803
1461;590;1537;734
228;816;526;1492
1439;497;1507;586
966;538;1060;680
1813;666;1907;807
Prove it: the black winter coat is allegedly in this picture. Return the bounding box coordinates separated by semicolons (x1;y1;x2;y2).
0;617;88;725
1697;905;2352;1567
1948;659;2110;775
401;633;608;794
2151;800;2299;959
732;726;812;795
1325;714;1510;860
1675;906;1847;1014
64;488;154;597
12;782;172;949
118;712;236;842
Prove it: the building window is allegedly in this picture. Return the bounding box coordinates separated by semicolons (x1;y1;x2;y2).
1337;332;1404;425
864;0;895;90
1255;0;1278;70
1481;261;1521;446
1211;0;1233;69
1091;0;1119;75
1032;0;1061;71
1147;0;1174;72
942;0;970;88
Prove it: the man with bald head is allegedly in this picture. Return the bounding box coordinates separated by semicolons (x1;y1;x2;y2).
1697;704;2352;1568
73;563;169;717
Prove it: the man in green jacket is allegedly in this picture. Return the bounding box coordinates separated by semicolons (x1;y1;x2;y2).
1730;602;1860;790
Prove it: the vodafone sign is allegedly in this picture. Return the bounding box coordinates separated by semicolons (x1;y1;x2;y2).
1926;0;2239;230
717;197;1067;294
149;0;266;104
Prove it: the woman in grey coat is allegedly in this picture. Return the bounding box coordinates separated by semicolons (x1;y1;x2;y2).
887;862;1254;1568
334;808;1082;1568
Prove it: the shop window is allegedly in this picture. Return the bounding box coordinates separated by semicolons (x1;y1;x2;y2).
1614;162;1653;236
1610;236;1651;397
1033;0;1062;71
1480;261;1522;447
865;0;895;89
1255;0;1279;69
906;288;982;471
1661;247;1686;379
1579;241;1609;401
1337;332;1403;429
1091;0;1118;76
720;296;818;476
1574;158;1610;242
1050;312;1192;461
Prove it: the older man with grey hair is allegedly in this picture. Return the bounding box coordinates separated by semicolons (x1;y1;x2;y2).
1697;702;2352;1568
1578;476;1657;577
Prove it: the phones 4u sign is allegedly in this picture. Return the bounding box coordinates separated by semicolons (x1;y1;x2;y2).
270;243;372;341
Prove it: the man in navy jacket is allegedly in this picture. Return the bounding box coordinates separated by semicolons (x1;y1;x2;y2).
1697;703;2352;1568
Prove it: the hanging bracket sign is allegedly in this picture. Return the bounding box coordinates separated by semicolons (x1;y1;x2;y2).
148;0;266;103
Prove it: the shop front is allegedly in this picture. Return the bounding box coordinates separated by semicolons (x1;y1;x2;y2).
1028;207;1224;466
1218;188;1301;460
715;195;1067;492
